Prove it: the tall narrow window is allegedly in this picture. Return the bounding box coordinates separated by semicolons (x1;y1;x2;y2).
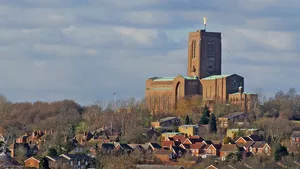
210;86;212;98
192;40;196;58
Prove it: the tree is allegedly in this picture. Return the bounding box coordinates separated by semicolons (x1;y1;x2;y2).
209;114;217;133
274;144;288;162
203;105;210;117
223;137;232;144
199;115;209;125
185;115;190;125
39;157;50;169
47;148;58;157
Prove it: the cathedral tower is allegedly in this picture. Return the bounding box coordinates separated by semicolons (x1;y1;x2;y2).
187;29;222;79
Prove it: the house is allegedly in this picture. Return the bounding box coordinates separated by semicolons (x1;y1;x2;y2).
183;137;204;145
0;152;22;168
178;125;199;136
58;154;95;169
24;156;41;169
151;117;181;128
46;156;60;169
220;144;241;161
136;164;186;169
101;143;115;153
16;134;29;144
161;132;183;141
218;112;247;128
250;141;271;156
290;131;300;145
189;142;206;156
168;135;187;143
226;128;259;139
115;143;134;154
205;165;218;169
144;127;161;141
203;144;222;157
161;140;179;150
235;135;270;156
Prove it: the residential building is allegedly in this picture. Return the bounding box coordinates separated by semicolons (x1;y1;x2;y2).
151;117;181;128
161;132;183;141
220;144;242;161
178;125;199;136
226;128;259;139
24;157;40;169
58;154;94;169
291;131;300;145
218;112;247;128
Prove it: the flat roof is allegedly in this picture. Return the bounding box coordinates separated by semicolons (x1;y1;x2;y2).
149;75;198;82
201;74;232;80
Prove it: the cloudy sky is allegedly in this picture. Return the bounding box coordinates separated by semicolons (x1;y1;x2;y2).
0;0;299;105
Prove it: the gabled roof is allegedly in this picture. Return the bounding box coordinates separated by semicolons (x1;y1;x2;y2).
248;135;263;142
101;143;115;151
173;135;187;143
179;144;190;149
190;142;206;149
183;138;204;144
118;144;133;151
291;131;300;138
251;141;265;148
220;144;239;152
149;143;162;150
60;154;91;161
24;156;41;163
205;165;218;169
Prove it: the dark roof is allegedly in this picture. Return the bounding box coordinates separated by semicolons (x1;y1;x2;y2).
119;144;133;150
249;135;263;141
187;138;204;144
60;153;91;161
220;112;247;119
101;143;115;151
172;146;186;155
149;143;162;149
291;131;300;138
251;141;265;148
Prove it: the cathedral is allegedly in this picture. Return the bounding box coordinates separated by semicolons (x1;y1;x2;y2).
145;28;258;113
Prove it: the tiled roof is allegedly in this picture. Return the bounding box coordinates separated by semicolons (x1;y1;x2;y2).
220;144;239;152
251;141;265;148
190;143;206;149
173;135;187;143
249;135;263;142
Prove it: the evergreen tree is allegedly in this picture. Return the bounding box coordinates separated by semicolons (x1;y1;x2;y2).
185;115;190;125
39;157;50;169
47;148;58;157
199;115;209;125
209;114;217;133
189;118;193;125
274;144;288;161
203;105;210;117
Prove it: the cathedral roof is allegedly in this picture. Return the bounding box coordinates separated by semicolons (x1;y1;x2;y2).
201;74;232;80
150;75;197;82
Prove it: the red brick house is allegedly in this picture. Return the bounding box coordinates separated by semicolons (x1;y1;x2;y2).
203;144;222;157
220;144;240;161
24;157;40;169
189;142;206;156
183;137;204;145
250;142;271;156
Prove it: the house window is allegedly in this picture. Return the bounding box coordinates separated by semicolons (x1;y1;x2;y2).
264;147;268;153
249;147;252;152
208;149;211;153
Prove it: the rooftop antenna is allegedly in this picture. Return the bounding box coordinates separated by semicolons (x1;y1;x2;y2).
203;17;207;31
